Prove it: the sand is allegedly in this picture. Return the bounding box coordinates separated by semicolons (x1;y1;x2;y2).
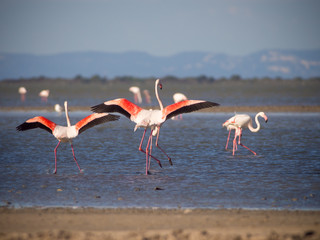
0;208;319;240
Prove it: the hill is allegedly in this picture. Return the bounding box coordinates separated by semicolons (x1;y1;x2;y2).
0;49;320;79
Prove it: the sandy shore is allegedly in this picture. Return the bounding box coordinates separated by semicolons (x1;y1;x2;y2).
0;208;319;240
1;105;320;113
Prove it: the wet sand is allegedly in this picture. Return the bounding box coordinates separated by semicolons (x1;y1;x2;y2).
1;105;320;113
0;208;319;240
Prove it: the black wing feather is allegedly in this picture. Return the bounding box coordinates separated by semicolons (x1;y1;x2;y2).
16;122;52;134
91;103;131;119
166;101;219;120
78;114;120;135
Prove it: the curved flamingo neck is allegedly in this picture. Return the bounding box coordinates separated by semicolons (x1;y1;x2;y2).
248;113;262;132
155;79;163;110
64;101;71;127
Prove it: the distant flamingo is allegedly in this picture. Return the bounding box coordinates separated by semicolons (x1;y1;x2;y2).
39;89;50;103
129;86;142;104
92;79;219;175
173;93;188;119
18;87;27;102
54;103;63;113
16;101;120;174
143;89;151;105
222;112;268;155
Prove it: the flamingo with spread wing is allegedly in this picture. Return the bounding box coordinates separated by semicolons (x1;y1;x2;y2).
17;101;120;173
92;79;219;175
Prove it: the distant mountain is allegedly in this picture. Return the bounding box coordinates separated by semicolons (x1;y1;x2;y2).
0;49;320;79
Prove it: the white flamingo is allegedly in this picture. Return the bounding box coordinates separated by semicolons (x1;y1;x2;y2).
92;79;219;175
39;89;50;103
143;89;151;105
173;93;188;119
129;86;142;104
17;101;120;174
54;104;63;113
222;112;268;155
18;87;27;102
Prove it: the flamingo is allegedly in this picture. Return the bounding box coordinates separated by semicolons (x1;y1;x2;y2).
39;89;50;103
173;93;188;119
222;112;268;155
129;86;142;104
16;101;120;174
18;87;27;102
91;79;220;175
143;89;151;105
173;93;188;103
54;103;63;113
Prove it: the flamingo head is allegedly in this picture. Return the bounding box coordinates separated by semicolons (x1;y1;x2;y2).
259;112;268;123
156;79;162;90
222;120;229;128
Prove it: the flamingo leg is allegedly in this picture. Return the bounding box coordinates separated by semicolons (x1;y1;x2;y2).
148;134;153;171
53;141;61;174
225;129;231;150
237;130;257;155
155;127;173;166
232;137;237;156
145;130;153;175
232;129;239;156
138;129;163;171
70;142;83;173
239;143;257;155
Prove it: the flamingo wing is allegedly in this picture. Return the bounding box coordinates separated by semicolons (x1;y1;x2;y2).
75;113;120;135
91;98;143;119
16;116;56;134
164;100;219;120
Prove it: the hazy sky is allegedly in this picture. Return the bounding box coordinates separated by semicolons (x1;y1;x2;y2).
1;0;319;56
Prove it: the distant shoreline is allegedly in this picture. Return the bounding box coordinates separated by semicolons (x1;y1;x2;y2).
1;105;320;113
0;207;319;240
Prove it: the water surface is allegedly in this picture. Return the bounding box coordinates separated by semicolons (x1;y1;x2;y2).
0;112;319;209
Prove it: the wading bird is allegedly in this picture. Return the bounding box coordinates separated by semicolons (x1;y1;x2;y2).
173;93;188;119
222;112;268;155
143;89;151;105
54;103;63;113
92;79;219;175
39;89;50;103
16;101;120;174
18;87;27;102
129;86;142;104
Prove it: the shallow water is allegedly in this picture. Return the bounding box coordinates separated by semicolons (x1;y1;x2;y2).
0;112;319;209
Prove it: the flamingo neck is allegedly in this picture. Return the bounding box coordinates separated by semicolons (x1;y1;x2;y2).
155;79;163;110
64;101;71;127
248;113;261;132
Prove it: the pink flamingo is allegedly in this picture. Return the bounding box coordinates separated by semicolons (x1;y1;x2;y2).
129;86;142;104
18;87;27;102
39;89;50;103
143;89;151;105
222;112;268;155
92;79;219;175
16;101;120;174
173;93;188;119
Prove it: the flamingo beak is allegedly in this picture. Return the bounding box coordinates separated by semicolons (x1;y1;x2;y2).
265;117;268;123
159;83;162;90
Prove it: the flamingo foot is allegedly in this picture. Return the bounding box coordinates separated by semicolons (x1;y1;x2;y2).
168;158;173;166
